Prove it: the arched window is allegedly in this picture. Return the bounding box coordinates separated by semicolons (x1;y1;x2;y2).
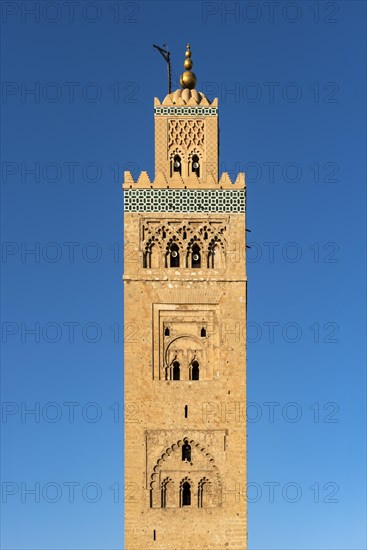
191;361;200;381
172;361;180;380
191;154;200;177
169;243;180;268
143;243;159;268
164;327;170;337
173;154;181;176
182;441;191;461
198;482;204;508
161;478;174;508
161;481;167;508
198;478;212;508
150;244;159;268
181;481;191;507
201;327;206;338
208;243;222;269
143;251;148;268
191;243;201;268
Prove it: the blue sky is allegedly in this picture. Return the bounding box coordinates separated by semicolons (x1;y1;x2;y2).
1;1;366;549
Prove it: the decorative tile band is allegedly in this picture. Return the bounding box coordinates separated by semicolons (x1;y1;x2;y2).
124;189;245;213
154;106;218;116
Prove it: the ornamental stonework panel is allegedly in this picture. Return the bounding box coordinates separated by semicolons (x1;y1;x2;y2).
146;430;226;509
140;216;227;270
168;119;205;150
152;304;220;381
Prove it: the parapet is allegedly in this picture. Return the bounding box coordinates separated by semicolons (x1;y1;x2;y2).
122;170;245;190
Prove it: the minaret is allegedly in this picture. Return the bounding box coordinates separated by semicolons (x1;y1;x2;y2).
123;45;247;549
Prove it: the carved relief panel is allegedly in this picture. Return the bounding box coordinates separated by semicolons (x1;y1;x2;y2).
141;217;227;270
168;119;205;150
146;430;226;509
153;304;220;381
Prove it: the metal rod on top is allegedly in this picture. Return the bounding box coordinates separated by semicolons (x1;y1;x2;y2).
153;44;171;94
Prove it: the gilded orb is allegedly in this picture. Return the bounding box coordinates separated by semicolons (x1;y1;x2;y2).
184;58;192;70
180;71;197;90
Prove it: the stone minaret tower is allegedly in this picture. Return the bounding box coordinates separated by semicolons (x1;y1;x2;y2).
123;45;247;550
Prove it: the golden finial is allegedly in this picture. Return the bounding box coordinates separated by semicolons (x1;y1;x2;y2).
180;43;197;90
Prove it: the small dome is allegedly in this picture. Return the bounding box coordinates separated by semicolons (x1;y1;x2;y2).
162;88;207;105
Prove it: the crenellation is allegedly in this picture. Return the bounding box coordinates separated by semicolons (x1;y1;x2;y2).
123;170;245;189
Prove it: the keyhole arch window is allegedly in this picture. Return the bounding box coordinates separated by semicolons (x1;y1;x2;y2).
182;440;191;462
172;360;180;380
190;360;200;381
172;154;182;176
180;481;191;507
191;243;201;268
166;243;180;268
191;154;200;177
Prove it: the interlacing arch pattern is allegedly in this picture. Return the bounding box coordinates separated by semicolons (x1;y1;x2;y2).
142;220;227;269
165;235;182;253
168;119;205;150
144;235;162;252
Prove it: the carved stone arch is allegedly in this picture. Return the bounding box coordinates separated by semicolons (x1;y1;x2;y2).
210;233;226;246
180;476;193;486
188;148;203;162
143;236;163;268
177;223;195;241
208;236;226;269
165;235;183;268
161;476;174;508
169;147;185;177
198;223;214;241
169;147;186;160
156;224;175;241
165;235;183;250
144;235;162;250
149;437;222;495
164;335;206;381
150;436;221;471
187;148;203;178
198;476;218;508
186;234;205;250
189;356;200;381
216;224;227;237
162;475;173;484
179;476;193;507
186;235;206;268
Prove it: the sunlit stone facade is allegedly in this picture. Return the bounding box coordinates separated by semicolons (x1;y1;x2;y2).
123;45;247;550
